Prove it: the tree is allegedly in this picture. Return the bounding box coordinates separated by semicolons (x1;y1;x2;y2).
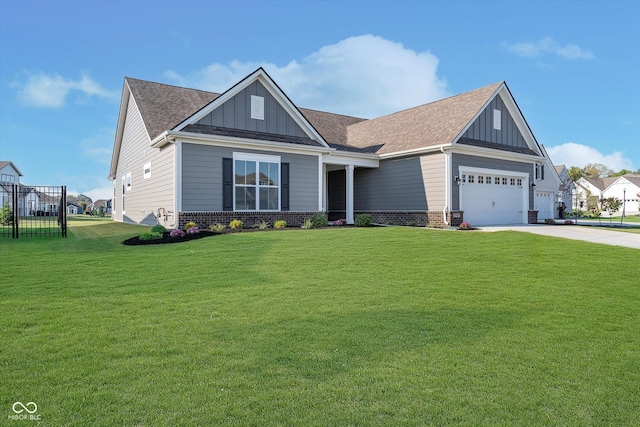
77;194;92;203
0;202;12;226
600;197;622;224
582;163;613;179
611;169;632;176
568;166;582;182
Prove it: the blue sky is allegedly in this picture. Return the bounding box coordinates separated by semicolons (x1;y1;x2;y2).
1;0;638;200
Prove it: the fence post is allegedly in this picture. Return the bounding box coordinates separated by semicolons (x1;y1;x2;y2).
61;186;67;237
12;184;18;239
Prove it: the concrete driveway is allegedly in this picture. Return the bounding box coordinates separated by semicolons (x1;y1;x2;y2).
477;224;640;249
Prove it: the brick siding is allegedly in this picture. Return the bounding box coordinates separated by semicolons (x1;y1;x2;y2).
178;211;320;229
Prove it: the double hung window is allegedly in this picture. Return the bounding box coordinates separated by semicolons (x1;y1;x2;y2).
234;153;280;211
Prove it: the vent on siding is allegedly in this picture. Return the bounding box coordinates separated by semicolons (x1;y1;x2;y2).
493;109;501;130
251;95;264;120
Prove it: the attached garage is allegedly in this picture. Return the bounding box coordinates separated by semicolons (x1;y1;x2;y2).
459;167;529;225
534;190;555;220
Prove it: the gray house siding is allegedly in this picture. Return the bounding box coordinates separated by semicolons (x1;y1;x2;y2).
181;143;319;212
462;95;527;149
114;96;175;226
451;153;533;210
196;81;308;138
354;155;441;211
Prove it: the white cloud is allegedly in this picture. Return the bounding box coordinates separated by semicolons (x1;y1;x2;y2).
83;185;113;202
78;129;113;164
546;142;634;171
504;37;595;60
164;34;448;118
16;72;117;108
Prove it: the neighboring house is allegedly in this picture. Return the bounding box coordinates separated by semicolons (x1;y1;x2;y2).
553;164;575;216
574;176;617;210
109;68;564;228
1;161;23;208
601;174;640;216
67;203;84;215
89;199;111;214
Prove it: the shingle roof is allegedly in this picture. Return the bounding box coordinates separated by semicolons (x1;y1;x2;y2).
345;82;503;154
124;77;508;156
126;78;220;140
623;174;640;187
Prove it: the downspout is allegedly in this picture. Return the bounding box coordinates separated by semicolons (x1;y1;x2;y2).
441;147;449;225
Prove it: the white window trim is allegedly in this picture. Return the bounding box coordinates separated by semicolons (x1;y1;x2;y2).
126;172;132;191
232;152;281;212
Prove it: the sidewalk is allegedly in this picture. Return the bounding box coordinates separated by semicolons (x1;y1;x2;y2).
477;224;640;250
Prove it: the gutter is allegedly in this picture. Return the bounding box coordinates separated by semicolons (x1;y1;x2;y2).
441;147;450;225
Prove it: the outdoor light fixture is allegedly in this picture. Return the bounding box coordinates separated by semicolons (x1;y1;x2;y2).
530;182;536;187
454;176;461;186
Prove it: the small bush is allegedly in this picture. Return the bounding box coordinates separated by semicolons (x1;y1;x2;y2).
187;226;200;234
185;221;198;231
0;202;12;226
170;229;186;238
459;221;472;230
308;213;328;229
210;223;225;232
303;218;313;229
564;220;574;225
253;221;270;230
274;220;287;229
333;219;346;226
151;224;167;233
544;218;556;225
230;219;243;230
139;231;162;241
355;213;373;227
427;222;439;229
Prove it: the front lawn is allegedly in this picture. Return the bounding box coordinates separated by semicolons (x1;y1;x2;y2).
1;218;638;426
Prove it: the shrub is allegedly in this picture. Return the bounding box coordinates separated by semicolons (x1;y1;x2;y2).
210;223;225;232
253;221;270;230
303;218;313;229
139;231;162;241
274;220;287;229
0;202;12;226
459;221;472;230
184;221;198;231
151;224;167;233
230;219;243;230
187;226;200;234
427;222;439;229
564;220;574;225
544;218;556;225
355;213;373;227
170;229;185;238
333;219;346;226
308;213;328;229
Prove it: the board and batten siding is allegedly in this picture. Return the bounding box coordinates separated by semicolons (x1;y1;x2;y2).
181;143;319;212
354;153;445;211
451;153;533;211
196;81;308;138
114;95;175;225
462;95;527;149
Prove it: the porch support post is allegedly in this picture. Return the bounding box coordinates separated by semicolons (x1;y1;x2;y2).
346;164;354;225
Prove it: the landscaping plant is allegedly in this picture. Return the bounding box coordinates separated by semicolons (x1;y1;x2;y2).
230;219;243;229
274;220;287;229
354;213;373;227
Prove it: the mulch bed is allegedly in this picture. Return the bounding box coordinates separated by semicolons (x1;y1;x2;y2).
123;230;219;246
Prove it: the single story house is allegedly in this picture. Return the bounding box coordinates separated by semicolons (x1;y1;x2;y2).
67;203;84;215
575;174;640;215
109;68;565;228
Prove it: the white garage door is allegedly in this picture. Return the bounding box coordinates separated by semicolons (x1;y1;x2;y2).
460;170;527;225
535;191;555;221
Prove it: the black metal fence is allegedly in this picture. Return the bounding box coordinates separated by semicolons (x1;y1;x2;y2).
0;184;67;238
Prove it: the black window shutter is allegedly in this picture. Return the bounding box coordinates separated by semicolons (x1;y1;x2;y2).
541;164;545;180
281;163;289;211
223;158;233;211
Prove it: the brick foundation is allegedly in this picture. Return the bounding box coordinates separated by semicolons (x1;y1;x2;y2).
178;211;320;229
528;210;539;224
352;211;464;228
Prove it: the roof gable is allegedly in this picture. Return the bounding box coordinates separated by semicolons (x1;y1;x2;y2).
0;161;23;177
174;68;330;148
345;82;506;155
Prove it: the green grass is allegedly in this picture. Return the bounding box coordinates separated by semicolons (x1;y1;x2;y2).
1;217;638;426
